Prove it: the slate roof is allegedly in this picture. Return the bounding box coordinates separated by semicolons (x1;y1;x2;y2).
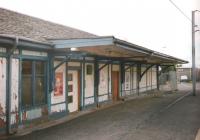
0;8;97;43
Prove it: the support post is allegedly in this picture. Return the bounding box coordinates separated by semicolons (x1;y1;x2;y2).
65;61;69;113
94;59;99;107
156;65;160;90
81;57;85;109
136;64;141;95
192;11;196;96
6;54;12;135
48;53;54;114
120;62;125;97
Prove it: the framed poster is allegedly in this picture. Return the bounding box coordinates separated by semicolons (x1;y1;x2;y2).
54;72;63;96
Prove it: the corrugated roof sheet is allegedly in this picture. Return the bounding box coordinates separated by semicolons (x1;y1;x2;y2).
0;8;97;43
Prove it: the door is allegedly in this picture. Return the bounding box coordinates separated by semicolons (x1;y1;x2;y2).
112;71;119;101
68;70;80;113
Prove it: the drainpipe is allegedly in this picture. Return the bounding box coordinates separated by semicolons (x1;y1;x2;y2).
6;37;18;135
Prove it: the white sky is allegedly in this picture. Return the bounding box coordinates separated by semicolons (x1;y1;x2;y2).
0;0;199;67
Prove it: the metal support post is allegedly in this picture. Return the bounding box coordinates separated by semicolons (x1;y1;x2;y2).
192;11;196;96
156;65;160;90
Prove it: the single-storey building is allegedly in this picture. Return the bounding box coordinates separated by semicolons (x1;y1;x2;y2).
0;8;187;135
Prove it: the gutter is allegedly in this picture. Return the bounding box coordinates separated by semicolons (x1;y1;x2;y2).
0;35;54;50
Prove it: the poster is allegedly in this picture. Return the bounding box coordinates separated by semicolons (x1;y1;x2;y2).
54;72;63;96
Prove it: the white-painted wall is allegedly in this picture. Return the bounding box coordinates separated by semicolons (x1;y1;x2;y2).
68;62;80;67
133;67;137;90
146;70;152;91
140;67;147;92
98;64;109;102
22;50;47;57
11;59;19;125
152;67;157;89
112;65;119;71
84;63;94;105
123;66;131;96
0;57;6;127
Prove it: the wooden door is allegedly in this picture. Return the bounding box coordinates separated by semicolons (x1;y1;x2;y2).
68;70;80;112
112;71;119;101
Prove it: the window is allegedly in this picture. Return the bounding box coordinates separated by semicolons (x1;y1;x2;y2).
68;95;73;103
22;60;46;108
68;85;73;92
68;73;73;81
35;61;45;105
86;65;93;75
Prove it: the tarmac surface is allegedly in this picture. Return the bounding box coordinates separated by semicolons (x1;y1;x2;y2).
8;83;200;140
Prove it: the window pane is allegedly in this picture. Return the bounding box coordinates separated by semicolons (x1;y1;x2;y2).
68;85;73;92
35;77;45;105
86;65;93;75
68;74;73;81
36;61;44;75
22;76;32;107
68;95;73;103
22;61;32;75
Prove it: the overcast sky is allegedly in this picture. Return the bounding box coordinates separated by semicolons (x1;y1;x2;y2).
0;0;199;67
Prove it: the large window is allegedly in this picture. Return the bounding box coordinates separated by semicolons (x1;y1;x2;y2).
22;60;46;108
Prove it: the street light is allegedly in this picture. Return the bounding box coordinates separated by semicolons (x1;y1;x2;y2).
192;10;200;96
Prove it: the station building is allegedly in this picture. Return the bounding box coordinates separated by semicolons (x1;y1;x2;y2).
0;8;187;134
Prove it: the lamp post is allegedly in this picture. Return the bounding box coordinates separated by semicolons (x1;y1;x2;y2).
192;10;200;96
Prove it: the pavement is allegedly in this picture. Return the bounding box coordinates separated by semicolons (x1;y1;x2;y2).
6;83;200;140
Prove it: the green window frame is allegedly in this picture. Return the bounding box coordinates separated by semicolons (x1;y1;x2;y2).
21;60;47;108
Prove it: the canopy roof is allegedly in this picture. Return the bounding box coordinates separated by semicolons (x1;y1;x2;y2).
50;36;188;65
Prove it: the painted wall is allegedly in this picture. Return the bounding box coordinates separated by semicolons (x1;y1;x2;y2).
112;65;119;71
22;50;47;57
98;64;109;102
84;63;94;106
140;66;147;92
122;65;157;97
11;59;19;125
68;62;80;67
132;67;137;90
0;57;6;128
146;70;151;91
123;66;131;96
152;67;157;89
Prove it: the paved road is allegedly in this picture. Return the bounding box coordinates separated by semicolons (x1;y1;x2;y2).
9;83;200;140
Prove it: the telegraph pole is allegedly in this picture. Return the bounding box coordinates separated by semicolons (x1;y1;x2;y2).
192;10;200;96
